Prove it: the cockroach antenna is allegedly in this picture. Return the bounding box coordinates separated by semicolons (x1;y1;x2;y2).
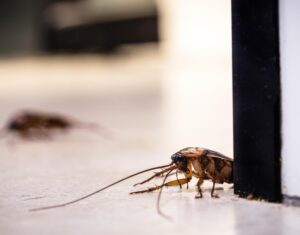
64;118;115;140
29;163;173;212
156;168;176;220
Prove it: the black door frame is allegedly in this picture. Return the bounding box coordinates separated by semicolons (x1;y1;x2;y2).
232;0;282;202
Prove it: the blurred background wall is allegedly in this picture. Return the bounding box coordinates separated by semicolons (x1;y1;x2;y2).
159;0;232;153
0;0;232;156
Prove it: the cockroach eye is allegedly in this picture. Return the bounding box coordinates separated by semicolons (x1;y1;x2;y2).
171;153;183;163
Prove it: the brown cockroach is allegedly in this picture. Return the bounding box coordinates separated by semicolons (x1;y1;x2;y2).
131;147;233;198
30;147;233;217
0;110;111;140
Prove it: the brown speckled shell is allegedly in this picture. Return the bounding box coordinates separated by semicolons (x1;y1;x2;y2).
177;147;233;184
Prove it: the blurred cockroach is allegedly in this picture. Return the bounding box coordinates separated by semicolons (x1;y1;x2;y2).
0;110;111;140
30;147;233;217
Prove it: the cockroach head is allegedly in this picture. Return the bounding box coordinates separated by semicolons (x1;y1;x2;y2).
171;152;188;171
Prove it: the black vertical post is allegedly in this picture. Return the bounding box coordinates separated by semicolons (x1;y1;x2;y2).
232;0;281;201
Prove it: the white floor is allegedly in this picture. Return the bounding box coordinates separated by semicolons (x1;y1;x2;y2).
0;47;300;235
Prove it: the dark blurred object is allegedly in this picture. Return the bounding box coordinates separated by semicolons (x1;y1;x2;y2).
45;16;158;53
0;0;46;55
44;0;159;52
1;110;110;140
0;0;159;55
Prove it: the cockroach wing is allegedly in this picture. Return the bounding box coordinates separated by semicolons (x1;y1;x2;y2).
205;149;233;162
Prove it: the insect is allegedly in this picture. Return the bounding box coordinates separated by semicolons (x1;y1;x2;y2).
30;147;233;217
131;147;233;199
0;110;110;140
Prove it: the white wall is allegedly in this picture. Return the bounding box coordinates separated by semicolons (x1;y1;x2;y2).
280;0;300;197
157;0;232;156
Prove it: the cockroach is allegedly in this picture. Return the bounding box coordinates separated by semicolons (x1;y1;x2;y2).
0;110;110;140
131;147;233;199
30;147;233;217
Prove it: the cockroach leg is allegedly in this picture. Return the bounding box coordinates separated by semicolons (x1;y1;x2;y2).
130;178;191;194
130;185;162;194
195;178;204;199
211;179;219;198
204;170;220;198
175;170;182;189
